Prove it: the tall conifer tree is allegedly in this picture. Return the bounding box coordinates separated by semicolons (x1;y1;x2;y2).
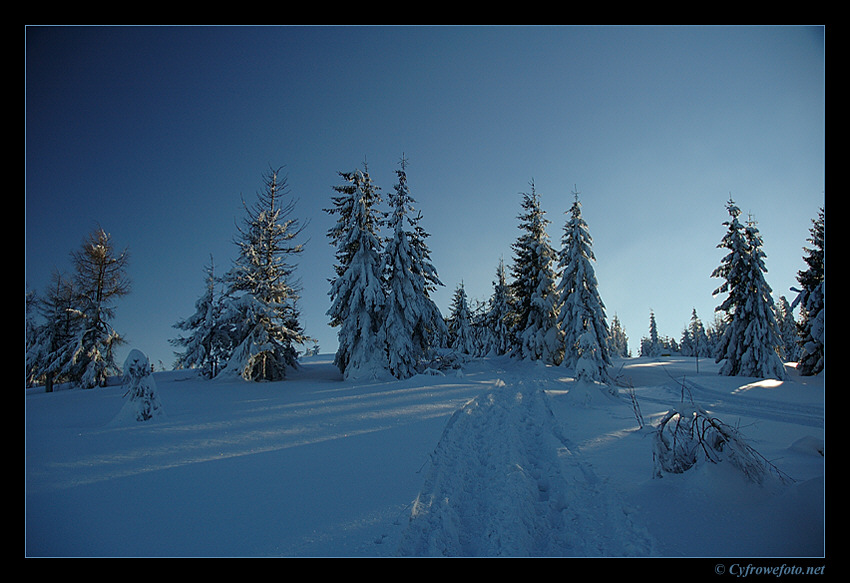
792;208;824;376
171;255;227;378
608;314;629;358
220;167;307;381
447;282;475;355
380;155;446;378
485;258;514;356
326;162;388;379
774;296;800;362
67;227;130;388
640;310;661;357
26;271;81;391
510;180;562;364
711;198;785;379
557;188;610;374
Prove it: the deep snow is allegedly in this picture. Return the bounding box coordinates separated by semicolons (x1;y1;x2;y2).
25;353;824;558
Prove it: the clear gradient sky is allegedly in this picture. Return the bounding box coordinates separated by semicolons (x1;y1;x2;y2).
25;25;825;370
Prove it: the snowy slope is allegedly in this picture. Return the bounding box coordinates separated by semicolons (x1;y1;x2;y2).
25;354;824;557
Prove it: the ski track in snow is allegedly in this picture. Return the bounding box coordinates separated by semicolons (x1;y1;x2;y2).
649;377;825;429
396;371;656;557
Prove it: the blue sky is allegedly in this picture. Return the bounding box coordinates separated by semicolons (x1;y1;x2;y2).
26;25;825;369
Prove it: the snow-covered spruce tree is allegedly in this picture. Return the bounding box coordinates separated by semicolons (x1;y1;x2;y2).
556;188;610;372
711;199;785;379
678;324;693;357
704;311;726;360
792;208;824;376
219;167;308;382
485;258;514;356
607;313;630;358
639;310;661;357
667;336;679;354
26;271;82;391
447;282;476;355
379;156;446;379
575;327;611;385
469;298;492;357
64;227;130;388
25;288;37;386
774;296;800;362
509;180;562;364
171;255;228;378
680;308;711;359
693;310;712;358
326;164;388;380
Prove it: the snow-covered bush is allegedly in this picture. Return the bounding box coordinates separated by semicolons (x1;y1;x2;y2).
418;347;468;375
111;349;163;424
652;405;791;486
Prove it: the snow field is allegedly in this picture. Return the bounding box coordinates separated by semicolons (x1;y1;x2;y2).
25;354;824;557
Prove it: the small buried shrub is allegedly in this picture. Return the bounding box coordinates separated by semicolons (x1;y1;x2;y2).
113;349;164;423
418;348;468;374
652;405;792;486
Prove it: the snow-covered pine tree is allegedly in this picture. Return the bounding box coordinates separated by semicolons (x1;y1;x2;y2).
711;199;785;379
575;327;610;385
26;271;81;392
25;287;38;385
679;324;694;357
711;199;750;372
219;167;308;382
64;227;130;388
792;207;824;376
666;335;679;354
509;180;562;364
678;309;710;373
171;255;228;378
469;298;491;357
680;308;711;359
485;258;514;356
447;282;476;355
326;163;388;380
639;310;661;357
556;187;610;372
774;296;800;362
705;311;726;359
379;155;446;379
607;313;630;358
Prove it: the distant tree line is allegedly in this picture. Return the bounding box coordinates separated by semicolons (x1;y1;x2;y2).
323;166;614;383
322;170;825;384
26;160;825;389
